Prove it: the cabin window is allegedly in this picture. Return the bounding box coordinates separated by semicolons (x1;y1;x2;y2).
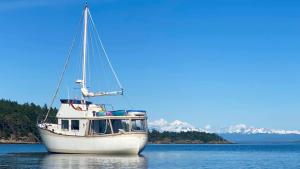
90;120;111;135
61;120;69;130
111;119;130;133
131;119;146;132
71;120;80;130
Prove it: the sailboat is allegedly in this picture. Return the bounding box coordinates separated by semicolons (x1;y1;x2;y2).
37;4;148;154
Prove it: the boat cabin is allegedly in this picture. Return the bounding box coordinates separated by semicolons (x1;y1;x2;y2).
43;99;147;137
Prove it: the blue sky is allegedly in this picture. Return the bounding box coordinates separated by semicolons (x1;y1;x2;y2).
1;0;300;130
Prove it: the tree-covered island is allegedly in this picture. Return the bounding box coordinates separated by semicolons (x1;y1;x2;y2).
0;99;231;144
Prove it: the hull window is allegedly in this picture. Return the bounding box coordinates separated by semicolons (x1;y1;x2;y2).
71;120;80;130
90;120;111;135
131;119;146;132
61;120;69;130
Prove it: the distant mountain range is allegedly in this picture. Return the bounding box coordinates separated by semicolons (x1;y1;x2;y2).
149;119;300;134
149;119;300;143
215;124;300;135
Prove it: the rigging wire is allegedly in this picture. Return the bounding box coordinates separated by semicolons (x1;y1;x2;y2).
88;18;115;106
88;9;135;109
89;16;112;92
88;10;123;90
89;18;109;95
87;12;118;106
43;13;84;122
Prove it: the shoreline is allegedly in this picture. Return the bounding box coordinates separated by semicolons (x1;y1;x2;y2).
0;141;39;144
148;142;233;144
0;139;39;144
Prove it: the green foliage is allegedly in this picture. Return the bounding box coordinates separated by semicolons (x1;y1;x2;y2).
0;99;228;144
0;99;57;142
148;130;229;144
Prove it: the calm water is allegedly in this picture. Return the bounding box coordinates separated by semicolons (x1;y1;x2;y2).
0;144;300;169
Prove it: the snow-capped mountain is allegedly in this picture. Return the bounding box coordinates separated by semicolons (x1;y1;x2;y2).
216;124;300;135
148;119;300;135
148;119;206;132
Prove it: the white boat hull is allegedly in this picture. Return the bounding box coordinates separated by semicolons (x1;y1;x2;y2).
38;128;148;154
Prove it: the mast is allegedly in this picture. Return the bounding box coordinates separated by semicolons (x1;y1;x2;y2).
79;3;123;98
82;4;88;91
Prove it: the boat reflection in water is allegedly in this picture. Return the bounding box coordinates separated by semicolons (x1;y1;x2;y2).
41;154;147;169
